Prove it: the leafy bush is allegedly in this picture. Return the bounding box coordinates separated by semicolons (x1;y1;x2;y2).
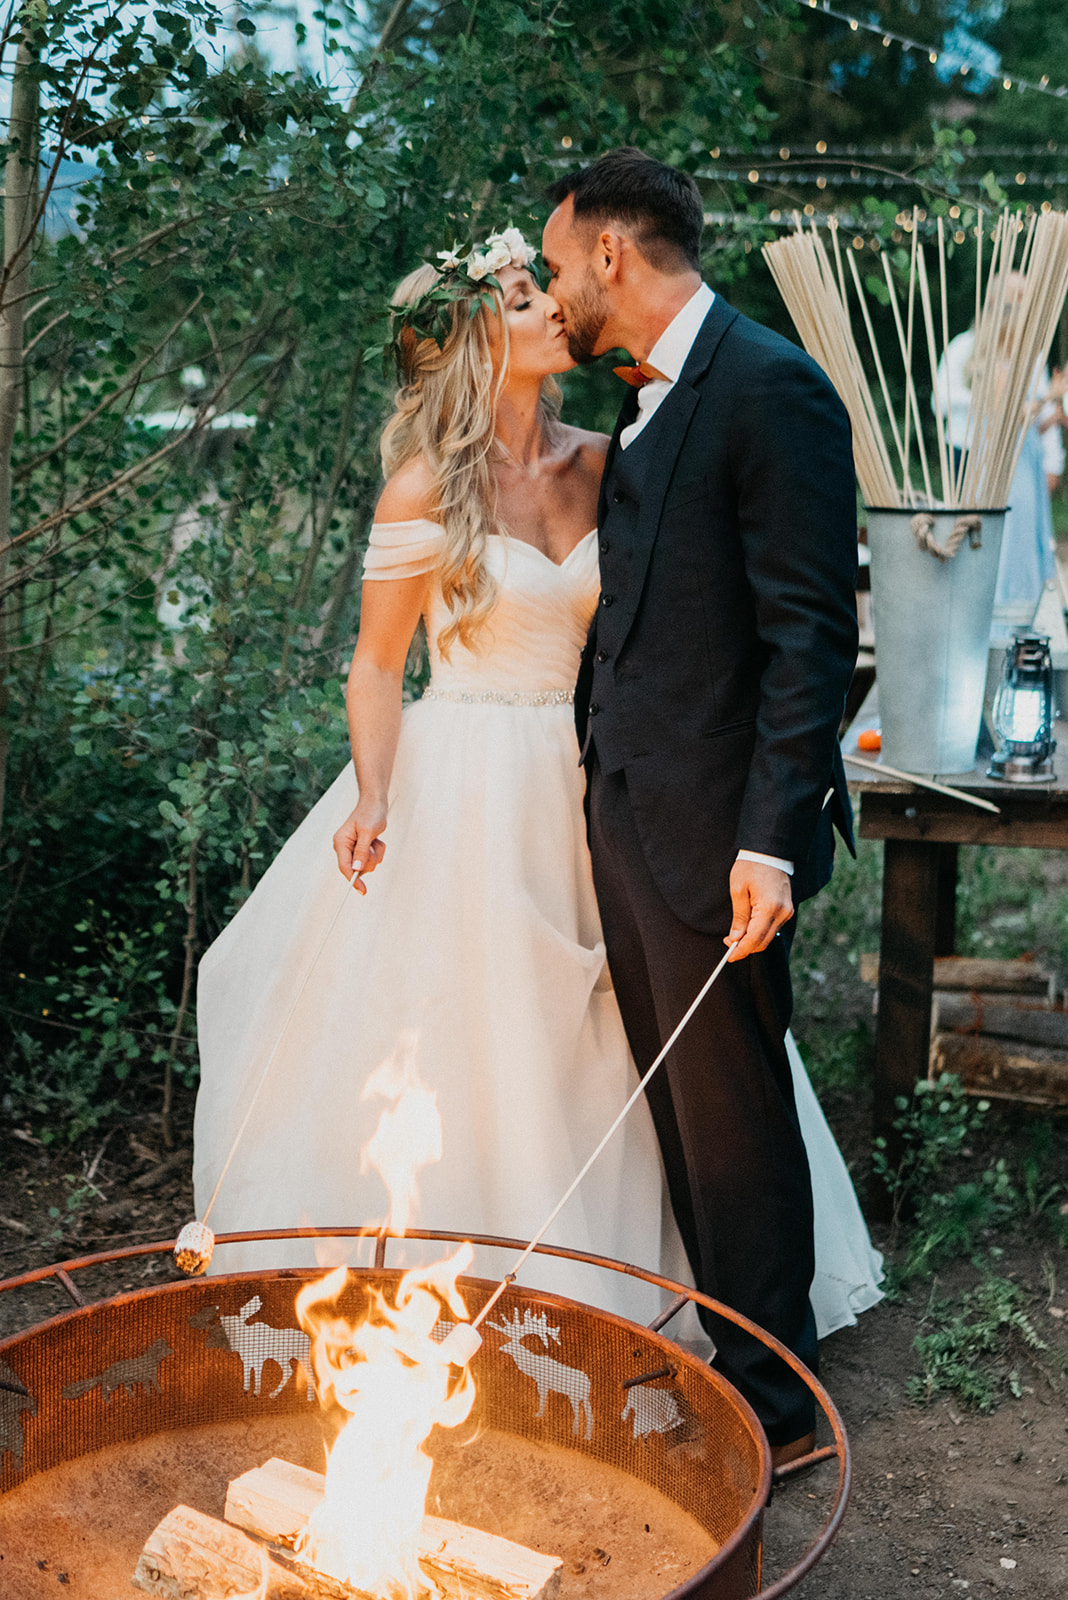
908;1275;1047;1413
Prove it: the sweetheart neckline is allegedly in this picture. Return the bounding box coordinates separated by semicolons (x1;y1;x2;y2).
489;528;597;570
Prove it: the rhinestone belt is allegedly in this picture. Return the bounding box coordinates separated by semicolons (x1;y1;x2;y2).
421;685;575;707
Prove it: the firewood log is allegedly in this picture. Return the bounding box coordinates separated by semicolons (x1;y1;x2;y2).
225;1458;562;1600
861;954;1054;995
933;992;1068;1051
931;1031;1068;1109
131;1504;365;1599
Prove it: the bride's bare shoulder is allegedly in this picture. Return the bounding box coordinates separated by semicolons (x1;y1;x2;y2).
558;424;611;474
374;456;438;523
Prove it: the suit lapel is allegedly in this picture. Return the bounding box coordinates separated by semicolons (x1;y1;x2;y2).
598;382;641;527
612;298;741;645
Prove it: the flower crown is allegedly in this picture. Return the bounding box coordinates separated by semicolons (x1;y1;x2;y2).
370;226;540;376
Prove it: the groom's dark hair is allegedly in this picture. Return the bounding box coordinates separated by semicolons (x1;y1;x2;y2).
546;147;703;273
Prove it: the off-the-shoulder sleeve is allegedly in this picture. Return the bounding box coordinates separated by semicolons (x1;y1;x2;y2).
362;518;446;581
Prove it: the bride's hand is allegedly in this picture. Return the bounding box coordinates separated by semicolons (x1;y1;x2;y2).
333;802;387;894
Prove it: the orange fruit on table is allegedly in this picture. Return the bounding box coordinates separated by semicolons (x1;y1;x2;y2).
857;728;881;752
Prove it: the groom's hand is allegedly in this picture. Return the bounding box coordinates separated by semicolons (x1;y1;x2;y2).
726;860;794;961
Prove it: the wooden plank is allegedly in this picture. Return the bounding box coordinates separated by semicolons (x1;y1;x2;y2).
226;1458;563;1600
931;1032;1068;1110
933;993;1068;1050
858;799;1068;850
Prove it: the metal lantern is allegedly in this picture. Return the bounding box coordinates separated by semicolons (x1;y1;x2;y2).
987;631;1056;782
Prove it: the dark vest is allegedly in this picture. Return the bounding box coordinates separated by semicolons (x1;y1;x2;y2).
584;410;663;773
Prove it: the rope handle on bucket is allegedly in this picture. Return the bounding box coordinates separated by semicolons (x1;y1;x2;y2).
910;510;983;562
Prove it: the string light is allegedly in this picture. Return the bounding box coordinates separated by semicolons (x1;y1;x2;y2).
797;2;1068;100
702;162;1068;191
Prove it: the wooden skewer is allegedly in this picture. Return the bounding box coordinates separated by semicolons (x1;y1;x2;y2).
843;752;1001;813
764;208;1068;514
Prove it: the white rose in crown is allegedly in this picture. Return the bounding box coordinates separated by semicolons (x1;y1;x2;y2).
498;226;538;268
466;252;493;280
481;237;514;274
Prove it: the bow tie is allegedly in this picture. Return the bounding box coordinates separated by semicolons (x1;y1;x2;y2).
613;362;666;389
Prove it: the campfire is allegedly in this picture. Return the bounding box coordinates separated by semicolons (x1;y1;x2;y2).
0;1032;848;1597
137;1041;570;1599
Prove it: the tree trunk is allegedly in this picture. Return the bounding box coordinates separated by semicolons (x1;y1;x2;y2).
162;835;199;1149
0;32;40;846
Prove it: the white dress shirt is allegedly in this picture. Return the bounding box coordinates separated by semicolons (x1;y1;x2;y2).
618;281;793;878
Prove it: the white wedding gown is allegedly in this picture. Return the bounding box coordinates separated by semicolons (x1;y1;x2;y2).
194;519;882;1338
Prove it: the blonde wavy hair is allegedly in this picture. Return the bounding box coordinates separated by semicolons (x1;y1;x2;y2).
380;262;561;657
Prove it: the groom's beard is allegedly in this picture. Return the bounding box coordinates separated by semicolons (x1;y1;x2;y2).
563;268;610;364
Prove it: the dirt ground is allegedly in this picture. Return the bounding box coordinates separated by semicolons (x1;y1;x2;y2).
1;1089;1066;1599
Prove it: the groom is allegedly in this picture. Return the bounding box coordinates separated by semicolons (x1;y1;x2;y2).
542;149;858;1460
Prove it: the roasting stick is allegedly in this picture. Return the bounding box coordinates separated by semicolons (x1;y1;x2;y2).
443;941;741;1360
843;752;1001;813
173;863;366;1275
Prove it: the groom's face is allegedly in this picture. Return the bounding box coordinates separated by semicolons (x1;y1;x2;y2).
542;200;611;364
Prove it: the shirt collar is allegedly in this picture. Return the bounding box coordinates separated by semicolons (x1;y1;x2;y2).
644;282;716;384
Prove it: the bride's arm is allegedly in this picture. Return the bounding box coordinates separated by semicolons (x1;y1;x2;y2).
332;465;436;892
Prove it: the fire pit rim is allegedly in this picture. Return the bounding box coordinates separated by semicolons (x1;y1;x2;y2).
0;1227;850;1599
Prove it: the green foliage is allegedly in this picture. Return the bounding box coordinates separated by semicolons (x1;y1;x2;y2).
0;1;774;1133
877;1071;987;1194
791;837;882;1094
908;1275;1047;1413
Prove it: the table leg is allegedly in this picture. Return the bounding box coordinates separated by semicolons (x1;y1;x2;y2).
869;838;941;1219
934;843;959;957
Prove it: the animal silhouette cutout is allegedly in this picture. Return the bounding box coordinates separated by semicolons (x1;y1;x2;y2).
190;1296;313;1400
622;1380;685;1441
0;1361;36;1467
62;1338;171;1403
488;1307;593;1440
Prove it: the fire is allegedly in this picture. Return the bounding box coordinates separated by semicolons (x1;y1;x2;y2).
293;1037;478;1598
360;1029;442;1237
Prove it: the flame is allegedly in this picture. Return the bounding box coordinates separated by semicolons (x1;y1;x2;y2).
292;1036;477;1598
361;1029;442;1236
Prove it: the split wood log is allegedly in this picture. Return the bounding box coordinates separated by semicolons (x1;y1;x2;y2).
132;1503;365;1599
226;1457;563;1600
861;953;1054;996
931;1032;1068;1109
933;992;1068;1052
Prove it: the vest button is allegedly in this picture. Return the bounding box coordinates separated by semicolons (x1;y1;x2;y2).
600;539;610;553
612;489;626;504
589;703;600;716
596;649;609;663
601;594;614;607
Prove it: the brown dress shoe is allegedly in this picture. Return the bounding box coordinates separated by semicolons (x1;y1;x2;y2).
770;1430;816;1470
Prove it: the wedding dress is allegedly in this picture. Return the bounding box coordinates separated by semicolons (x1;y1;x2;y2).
194;519;882;1337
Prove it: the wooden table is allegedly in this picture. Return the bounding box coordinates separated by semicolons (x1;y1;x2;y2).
846;719;1068;1213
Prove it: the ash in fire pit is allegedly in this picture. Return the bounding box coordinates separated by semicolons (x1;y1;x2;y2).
0;1412;714;1599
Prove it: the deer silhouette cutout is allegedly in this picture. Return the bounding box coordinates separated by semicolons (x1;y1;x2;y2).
488;1308;593;1440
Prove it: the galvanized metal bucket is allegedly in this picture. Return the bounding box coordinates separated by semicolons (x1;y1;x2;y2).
866;506;1007;773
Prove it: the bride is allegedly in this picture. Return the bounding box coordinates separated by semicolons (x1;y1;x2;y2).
193;227;881;1337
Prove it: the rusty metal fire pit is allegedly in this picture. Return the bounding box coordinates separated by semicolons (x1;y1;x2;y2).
0;1229;849;1598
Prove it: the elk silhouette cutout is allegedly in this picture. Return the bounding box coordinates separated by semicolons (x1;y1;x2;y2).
488;1308;593;1440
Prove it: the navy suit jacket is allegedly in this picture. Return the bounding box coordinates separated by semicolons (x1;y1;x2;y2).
577;296;859;926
